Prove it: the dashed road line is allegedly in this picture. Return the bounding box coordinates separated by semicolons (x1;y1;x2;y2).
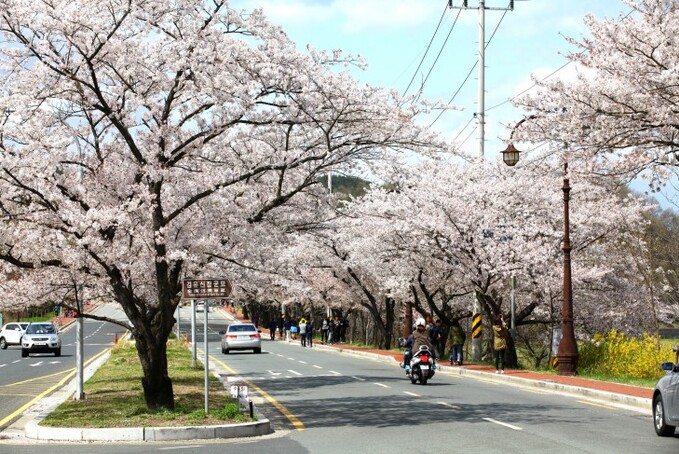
298;360;307;364
287;357;295;361
351;376;366;381
288;369;302;376
374;382;390;388
483;417;522;431
0;364;6;368
437;401;461;410
313;365;323;369
12;360;21;364
329;370;341;376
404;391;421;397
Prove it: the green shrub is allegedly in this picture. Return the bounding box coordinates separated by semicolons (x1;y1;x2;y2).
578;329;673;380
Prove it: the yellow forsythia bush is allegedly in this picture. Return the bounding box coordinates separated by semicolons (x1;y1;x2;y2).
578;329;675;380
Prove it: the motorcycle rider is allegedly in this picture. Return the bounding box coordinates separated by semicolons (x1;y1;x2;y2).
401;318;433;372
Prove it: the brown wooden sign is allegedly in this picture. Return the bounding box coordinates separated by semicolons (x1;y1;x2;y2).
182;279;232;299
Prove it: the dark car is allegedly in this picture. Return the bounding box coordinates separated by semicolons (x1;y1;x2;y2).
653;351;679;436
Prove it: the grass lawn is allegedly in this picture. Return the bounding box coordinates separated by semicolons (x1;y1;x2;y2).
41;339;253;428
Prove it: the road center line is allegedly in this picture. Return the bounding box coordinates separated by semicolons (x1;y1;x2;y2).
0;364;6;368
287;357;296;361
329;370;341;375
298;360;307;364
577;400;618;410
12;360;21;364
483;417;522;431
313;365;323;369
404;391;420;397
374;382;390;388
288;369;302;376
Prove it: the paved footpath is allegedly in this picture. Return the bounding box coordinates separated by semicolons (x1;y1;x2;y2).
226;307;654;409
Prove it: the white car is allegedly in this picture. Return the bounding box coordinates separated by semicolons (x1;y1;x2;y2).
0;322;28;349
21;322;62;357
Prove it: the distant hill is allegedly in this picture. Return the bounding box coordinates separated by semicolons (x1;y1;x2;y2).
318;174;371;199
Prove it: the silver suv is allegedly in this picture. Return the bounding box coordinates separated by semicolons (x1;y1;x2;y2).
0;322;28;349
21;322;61;357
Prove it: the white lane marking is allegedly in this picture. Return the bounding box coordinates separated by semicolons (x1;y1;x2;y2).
329;370;341;375
298;360;307;364
12;360;21;364
287;369;302;376
483;417;522;431
267;370;282;376
374;382;390;388
351;376;366;381
404;391;421;397
287;357;296;361
49;361;61;364
0;364;6;368
29;361;44;367
437;401;461;410
276;354;284;357
313;365;323;369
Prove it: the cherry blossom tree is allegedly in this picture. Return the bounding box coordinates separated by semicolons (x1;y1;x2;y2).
513;0;679;191
0;0;445;409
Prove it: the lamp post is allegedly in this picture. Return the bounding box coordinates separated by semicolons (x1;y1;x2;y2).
501;142;578;376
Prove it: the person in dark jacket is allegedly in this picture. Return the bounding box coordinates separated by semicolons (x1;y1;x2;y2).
449;319;466;366
268;318;277;341
493;314;508;374
401;318;432;372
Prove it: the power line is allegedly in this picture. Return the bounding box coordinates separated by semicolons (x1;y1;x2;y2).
429;9;508;127
403;2;450;97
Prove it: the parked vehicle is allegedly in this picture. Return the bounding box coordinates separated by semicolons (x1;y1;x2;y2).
653;350;679;436
21;322;62;357
406;345;436;385
220;323;261;354
0;322;28;349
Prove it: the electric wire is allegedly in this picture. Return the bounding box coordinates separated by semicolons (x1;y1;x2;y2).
403;2;450;97
429;9;508;128
413;8;463;102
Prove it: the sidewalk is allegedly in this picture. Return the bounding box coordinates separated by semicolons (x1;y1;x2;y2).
229;308;653;412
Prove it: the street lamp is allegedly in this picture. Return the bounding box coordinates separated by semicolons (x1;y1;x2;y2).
501;140;578;375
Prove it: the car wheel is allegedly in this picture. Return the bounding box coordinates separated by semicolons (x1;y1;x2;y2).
223;349;229;354
0;338;6;350
254;348;261;354
654;394;676;436
21;349;28;358
54;348;61;357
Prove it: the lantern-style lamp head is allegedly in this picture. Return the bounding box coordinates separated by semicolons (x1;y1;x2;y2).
502;143;520;166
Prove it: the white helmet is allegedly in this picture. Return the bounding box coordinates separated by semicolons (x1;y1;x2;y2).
415;318;426;327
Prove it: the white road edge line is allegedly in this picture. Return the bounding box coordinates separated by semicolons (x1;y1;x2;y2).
404;391;420;397
288;369;302;376
483;417;522;431
158;446;204;451
374;382;390;388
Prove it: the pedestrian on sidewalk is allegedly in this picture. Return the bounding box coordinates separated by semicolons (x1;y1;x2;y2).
284;317;292;342
299;318;308;347
306;319;314;348
277;317;284;340
321;317;329;343
493;314;508;374
448;319;466;366
327;317;335;344
268;318;277;341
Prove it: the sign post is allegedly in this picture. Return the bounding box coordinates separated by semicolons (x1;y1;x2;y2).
182;279;232;414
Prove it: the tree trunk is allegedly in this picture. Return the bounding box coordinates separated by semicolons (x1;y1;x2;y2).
134;323;175;410
381;298;396;350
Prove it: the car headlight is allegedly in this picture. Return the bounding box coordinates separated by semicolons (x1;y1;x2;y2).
50;336;58;342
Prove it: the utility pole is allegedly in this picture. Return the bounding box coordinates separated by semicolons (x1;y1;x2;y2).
449;1;516;361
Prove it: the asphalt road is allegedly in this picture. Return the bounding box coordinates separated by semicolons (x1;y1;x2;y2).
0;305;128;430
2;307;678;453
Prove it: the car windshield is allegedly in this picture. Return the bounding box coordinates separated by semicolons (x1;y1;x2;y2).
19;323;28;330
228;325;256;333
26;324;56;334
